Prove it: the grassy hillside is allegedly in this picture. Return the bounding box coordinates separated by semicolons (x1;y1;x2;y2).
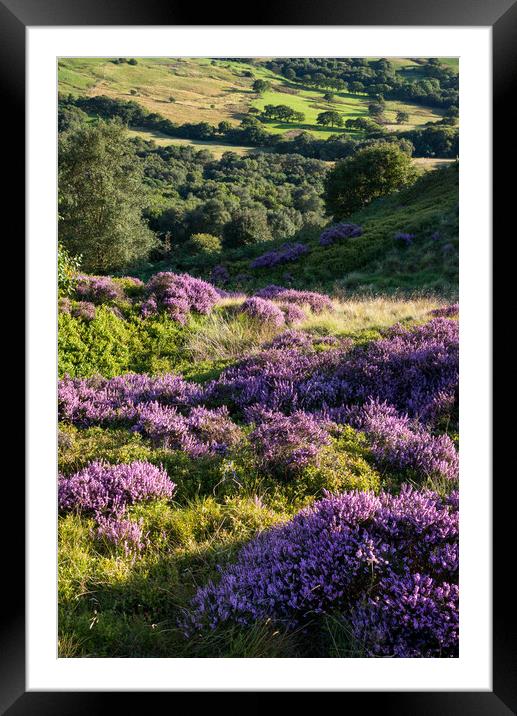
135;162;458;297
58;57;445;142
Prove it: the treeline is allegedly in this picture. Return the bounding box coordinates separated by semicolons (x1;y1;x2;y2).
262;57;459;111
58;94;458;160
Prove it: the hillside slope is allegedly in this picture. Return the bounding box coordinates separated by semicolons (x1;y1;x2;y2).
58;57;445;141
146;162;458;297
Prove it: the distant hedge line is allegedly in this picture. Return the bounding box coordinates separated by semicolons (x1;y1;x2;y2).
59;94;458;160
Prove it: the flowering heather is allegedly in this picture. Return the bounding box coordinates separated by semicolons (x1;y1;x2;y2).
71;301;96;321
144;272;220;323
76;275;122;304
134;403;242;457
263;330;313;351
58;297;72;315
95;515;147;554
210;265;230;286
184;486;458;657
141;295;158;318
250;242;309;269
58;372;201;427
431;304;459;318
279;303;306;325
346;400;459;481
394;231;416;246
58;460;175;518
254;285;333;313
239;297;285;327
319;223;363;246
329;318;459;423
203;348;341;415
249;410;330;478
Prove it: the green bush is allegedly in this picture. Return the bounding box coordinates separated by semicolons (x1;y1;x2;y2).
186;233;222;255
58;306;187;378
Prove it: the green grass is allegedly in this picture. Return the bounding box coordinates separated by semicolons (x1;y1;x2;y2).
126;127;262;157
59;56;445;142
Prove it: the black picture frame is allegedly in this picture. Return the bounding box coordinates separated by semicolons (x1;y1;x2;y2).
5;0;508;712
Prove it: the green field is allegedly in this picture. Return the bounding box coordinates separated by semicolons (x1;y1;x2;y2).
59;56;445;143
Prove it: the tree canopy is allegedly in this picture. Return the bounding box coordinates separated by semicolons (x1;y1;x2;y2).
58;120;156;273
324;143;419;218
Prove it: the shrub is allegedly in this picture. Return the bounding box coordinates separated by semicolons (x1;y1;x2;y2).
75;275;123;304
58;243;81;296
71;301;96;321
319;223;363;246
184;486;458;658
250;242;309;269
144;272;220;323
187;233;222;255
249;409;330;479
134;404;242;457
239;297;285;327
254;286;333;313
58;460;175;518
210;265;230;286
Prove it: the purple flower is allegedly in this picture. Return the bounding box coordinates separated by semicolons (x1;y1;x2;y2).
58;460;175;518
76;275;122;304
239;297;286;327
210;265;230;286
71;301;96;321
250;243;309;270
249;409;330;478
183;486;458;658
319;223;363;246
431;304;459;318
254;286;333;313
144;272;220;323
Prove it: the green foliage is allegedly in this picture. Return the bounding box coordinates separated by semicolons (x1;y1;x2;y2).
292;426;381;500
222;207;272;248
252;79;270;94
59;120;156;273
316;110;343;128
58;306;188;378
324;142;419;219
58;243;81;296
185;233;222;256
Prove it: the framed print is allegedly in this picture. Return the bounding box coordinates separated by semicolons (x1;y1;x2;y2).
3;0;510;710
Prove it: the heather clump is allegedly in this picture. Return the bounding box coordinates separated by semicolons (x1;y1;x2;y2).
184;486;458;658
319;223;363;246
239;297;286;327
71;301;96;321
58;460;175;518
76;275;123;304
250;242;309;269
254;285;333;313
143;272;220;323
249;410;331;479
134;403;242;457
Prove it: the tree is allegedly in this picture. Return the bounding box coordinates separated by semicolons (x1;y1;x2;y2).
222;208;272;248
368;102;385;118
317;110;344;128
323;92;335;103
59;120;156;273
324;143;419;218
217;120;232;134
396;111;410;124
252;79;270;94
